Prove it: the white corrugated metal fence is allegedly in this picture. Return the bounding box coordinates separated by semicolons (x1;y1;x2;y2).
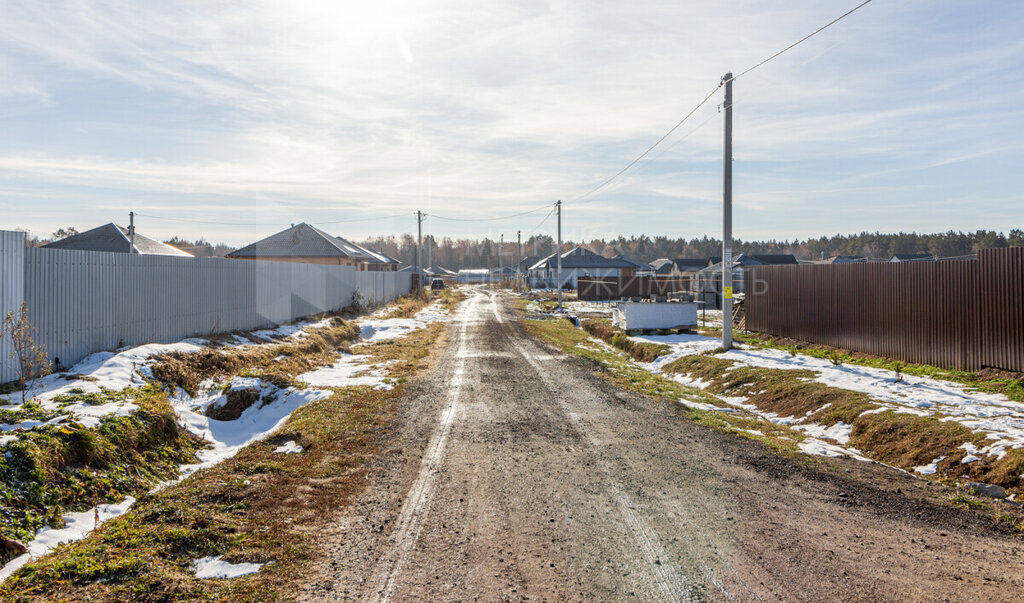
0;230;411;381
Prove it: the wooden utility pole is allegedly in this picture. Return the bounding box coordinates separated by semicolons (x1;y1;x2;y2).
722;73;734;350
556;200;563;309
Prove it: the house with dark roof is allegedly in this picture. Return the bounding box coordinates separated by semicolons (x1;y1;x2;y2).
693;253;798;308
226;223;399;271
649;257;715;275
890;253;935;263
43;223;192;257
528;247;642;289
823;255;867;264
518;255;541;273
426;265;457;277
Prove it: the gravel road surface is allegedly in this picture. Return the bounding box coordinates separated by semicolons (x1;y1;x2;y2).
302;289;1024;601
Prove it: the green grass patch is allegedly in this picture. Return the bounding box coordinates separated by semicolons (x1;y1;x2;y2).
1;296;452;599
0;386;203;554
949;493;984;510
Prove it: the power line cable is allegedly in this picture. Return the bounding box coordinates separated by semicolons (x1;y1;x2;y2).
572;84;721;204
571;0;875;204
728;0;874;84
427;203;553;222
526;206;557;235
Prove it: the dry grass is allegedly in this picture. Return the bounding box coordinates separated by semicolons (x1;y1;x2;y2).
581;319;670;363
661;353;1024;494
0;298;452;600
151;317;360;394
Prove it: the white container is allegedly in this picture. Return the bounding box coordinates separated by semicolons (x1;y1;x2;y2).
614;301;698;331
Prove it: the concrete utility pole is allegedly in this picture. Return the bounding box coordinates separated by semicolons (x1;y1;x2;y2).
499;234;504;274
517;230;522;288
556;200;563;309
128;211;136;253
722;73;734;351
416;210;423;279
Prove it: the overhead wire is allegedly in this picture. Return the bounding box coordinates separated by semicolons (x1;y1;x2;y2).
526;205;556;235
571;0;875;204
427;203;554;222
728;0;874;84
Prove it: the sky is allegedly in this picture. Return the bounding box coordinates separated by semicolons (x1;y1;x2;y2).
1;0;1022;246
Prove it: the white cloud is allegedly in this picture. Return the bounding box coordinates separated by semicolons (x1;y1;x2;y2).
0;0;1022;244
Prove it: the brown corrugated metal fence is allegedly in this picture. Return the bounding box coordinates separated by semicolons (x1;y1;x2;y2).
578;276;691;301
745;248;1023;372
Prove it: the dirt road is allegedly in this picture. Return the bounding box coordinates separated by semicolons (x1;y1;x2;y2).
302;289;1024;601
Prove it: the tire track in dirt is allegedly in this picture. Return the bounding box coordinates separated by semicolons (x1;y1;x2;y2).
364;291;484;603
497;291;694;603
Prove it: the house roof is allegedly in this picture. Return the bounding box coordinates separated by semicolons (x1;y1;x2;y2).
398;266;429;274
227;223;374;261
890;253;935;262
698;253;798;273
649;258;674;274
823;255;866;264
426;265;456;276
744;254;798;265
518;255;541;270
529;247;641;271
613;254;647;269
42;223;192;257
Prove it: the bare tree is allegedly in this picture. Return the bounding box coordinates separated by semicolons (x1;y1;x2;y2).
1;302;51;404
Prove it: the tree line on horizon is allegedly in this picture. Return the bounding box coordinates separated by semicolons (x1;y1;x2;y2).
26;227;1024;270
356;229;1024;270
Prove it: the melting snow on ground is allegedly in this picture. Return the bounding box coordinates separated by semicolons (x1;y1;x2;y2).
171;378;331;479
274;440;303;454
297;354;393;389
356;303;451;343
0;496;135;582
914;456;947;475
193;555;264;579
634;331;1024;463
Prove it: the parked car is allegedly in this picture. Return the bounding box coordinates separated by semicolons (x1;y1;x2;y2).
430;278;445;290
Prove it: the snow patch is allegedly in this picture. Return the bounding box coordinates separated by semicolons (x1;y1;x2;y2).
297;354;392;389
193;555;264;579
913;456;946;475
0;496;135;582
274;440;303;454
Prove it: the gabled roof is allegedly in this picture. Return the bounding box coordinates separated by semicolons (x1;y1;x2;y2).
649;258;674;274
651;257;717;274
744;254;798;265
426;265;456;276
890;253;934;262
613;254;647;269
227;223;373;260
398;266;428;274
698;253;798;273
823;255;866;264
518;255;541;270
42;223;192;257
529;247;641;270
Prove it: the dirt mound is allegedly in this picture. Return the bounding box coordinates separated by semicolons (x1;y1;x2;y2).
207;387;262;421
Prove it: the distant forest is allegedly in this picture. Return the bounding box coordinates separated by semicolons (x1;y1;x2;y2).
26;226;1023;269
358;229;1024;270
